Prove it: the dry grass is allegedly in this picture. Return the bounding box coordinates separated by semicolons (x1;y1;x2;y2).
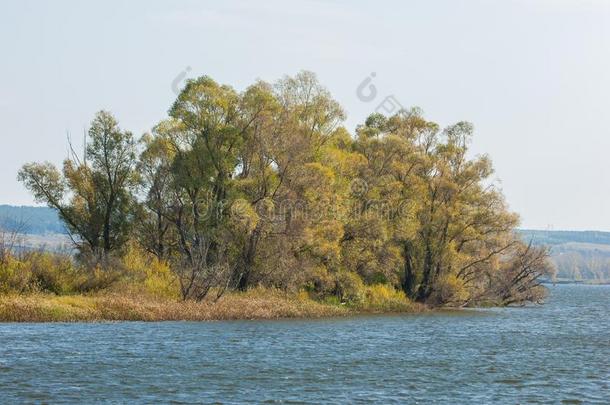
0;287;426;322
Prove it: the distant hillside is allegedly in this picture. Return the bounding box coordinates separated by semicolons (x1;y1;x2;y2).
0;205;65;235
518;229;610;246
518;229;610;283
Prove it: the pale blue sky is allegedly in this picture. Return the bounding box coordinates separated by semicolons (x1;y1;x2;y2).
1;0;609;230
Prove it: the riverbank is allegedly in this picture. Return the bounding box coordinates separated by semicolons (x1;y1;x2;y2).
0;288;426;322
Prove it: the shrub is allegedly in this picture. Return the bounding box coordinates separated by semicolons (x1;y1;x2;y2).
305;266;335;296
333;271;365;304
0;250;125;295
430;274;469;306
360;284;412;311
75;266;123;293
27;251;79;294
116;244;179;299
0;256;31;293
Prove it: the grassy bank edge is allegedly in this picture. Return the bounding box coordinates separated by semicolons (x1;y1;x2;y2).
0;291;428;322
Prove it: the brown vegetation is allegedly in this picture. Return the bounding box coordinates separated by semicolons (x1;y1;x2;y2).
0;287;426;323
0;290;347;322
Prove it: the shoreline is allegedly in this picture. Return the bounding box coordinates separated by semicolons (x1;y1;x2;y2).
541;280;610;285
5;284;605;323
0;292;428;323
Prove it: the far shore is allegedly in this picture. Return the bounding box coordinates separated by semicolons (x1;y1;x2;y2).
542;280;610;285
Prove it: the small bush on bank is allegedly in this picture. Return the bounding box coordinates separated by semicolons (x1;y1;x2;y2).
0;256;31;293
430;274;469;307
0;243;183;299
333;271;366;304
0;251;84;294
113;244;180;300
362;284;412;311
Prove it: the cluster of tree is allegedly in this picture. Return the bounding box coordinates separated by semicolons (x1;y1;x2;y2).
551;245;610;282
18;72;553;306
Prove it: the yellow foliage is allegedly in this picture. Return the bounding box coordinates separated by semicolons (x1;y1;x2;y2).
297;290;311;301
304;220;343;265
142;260;179;300
230;198;259;234
361;284;412;311
334;271;365;303
0;251;119;295
119;244;179;300
306;266;335;294
432;274;469;306
0;256;30;293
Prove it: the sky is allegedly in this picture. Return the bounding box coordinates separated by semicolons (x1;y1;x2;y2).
1;0;609;231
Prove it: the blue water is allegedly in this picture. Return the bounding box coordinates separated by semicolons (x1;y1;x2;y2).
0;285;608;404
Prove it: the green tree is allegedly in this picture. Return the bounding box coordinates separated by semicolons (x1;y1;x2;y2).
230;71;345;291
18;111;137;256
135;129;176;260
158;76;268;299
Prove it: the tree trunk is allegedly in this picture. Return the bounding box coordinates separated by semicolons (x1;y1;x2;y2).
235;228;260;291
416;243;434;302
402;243;416;298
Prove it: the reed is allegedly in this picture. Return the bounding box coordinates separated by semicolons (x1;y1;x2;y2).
0;287;425;322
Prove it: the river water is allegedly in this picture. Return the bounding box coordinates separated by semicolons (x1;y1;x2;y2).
0;285;608;404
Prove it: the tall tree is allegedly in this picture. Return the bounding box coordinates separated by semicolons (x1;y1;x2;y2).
135;129;176;260
159;76;264;299
18;111;137;256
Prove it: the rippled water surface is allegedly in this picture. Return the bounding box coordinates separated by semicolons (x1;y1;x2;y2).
1;285;609;404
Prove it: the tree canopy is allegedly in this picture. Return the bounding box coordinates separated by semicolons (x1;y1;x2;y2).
18;72;552;305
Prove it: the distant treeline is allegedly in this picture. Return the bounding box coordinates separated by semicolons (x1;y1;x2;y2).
0;205;64;235
519;230;610;246
518;230;610;283
551;245;610;282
